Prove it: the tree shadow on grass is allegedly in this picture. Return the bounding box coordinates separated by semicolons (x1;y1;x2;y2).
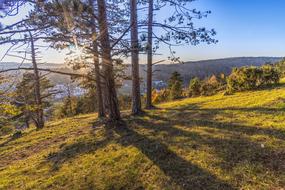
0;132;23;148
154;105;285;141
136;113;285;176
44;102;285;189
0;138;15;148
173;106;285;115
45;118;236;189
114;122;237;190
46;128;114;171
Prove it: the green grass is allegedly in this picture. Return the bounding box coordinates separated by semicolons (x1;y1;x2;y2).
1;86;285;190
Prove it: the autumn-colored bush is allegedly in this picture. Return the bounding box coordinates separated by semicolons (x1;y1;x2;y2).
152;89;170;104
188;74;226;97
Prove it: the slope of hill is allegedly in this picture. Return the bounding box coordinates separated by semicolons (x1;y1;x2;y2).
1;84;285;189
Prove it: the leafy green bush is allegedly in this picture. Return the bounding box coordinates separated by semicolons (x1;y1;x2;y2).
200;82;216;96
275;58;285;77
188;77;201;97
226;65;280;94
260;65;280;85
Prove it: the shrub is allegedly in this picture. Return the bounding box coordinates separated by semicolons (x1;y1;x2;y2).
226;65;280;94
188;77;201;97
170;81;183;100
152;89;170;104
188;74;226;97
260;65;280;85
201;75;225;96
200;82;217;96
276;58;285;77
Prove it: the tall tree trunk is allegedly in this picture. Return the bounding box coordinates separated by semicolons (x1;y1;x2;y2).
146;0;154;109
93;42;105;118
30;32;44;129
130;0;142;114
89;0;105;118
96;0;120;121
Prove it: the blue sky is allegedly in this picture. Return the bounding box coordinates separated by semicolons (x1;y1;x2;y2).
179;0;285;61
0;0;285;64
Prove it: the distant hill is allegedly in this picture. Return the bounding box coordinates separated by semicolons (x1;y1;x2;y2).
149;57;283;83
0;62;65;69
0;62;72;84
1;57;282;86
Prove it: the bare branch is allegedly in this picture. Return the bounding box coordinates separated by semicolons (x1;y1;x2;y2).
152;59;165;65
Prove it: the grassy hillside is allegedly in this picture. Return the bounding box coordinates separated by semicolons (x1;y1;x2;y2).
1;86;285;189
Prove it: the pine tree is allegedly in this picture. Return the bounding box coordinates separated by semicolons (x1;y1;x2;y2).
96;0;121;121
168;71;183;88
130;0;142;115
29;32;44;129
0;76;20;127
88;0;105;118
13;73;54;129
168;71;183;100
146;0;154;109
188;77;201;97
144;0;217;109
170;81;182;100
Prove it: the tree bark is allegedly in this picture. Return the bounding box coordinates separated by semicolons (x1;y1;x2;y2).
89;0;105;118
146;0;154;109
93;40;105;118
96;0;120;121
130;0;142;114
30;32;44;129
